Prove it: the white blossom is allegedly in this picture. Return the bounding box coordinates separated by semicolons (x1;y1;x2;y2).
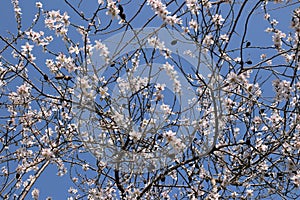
31;188;39;200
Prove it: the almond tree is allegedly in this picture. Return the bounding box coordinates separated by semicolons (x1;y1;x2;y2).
0;0;300;199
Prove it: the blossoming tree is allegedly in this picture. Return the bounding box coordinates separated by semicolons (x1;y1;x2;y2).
0;0;300;199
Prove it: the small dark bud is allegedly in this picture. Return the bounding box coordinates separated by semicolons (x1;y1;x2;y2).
277;172;283;180
15;173;20;179
259;109;265;114
43;74;48;81
246;41;251;47
157;135;163;140
246;60;252;65
171;40;177;45
120;13;126;20
245;139;251;145
168;154;175;159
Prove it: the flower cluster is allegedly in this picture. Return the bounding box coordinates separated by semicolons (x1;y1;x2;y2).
162;62;182;94
20;42;35;61
147;0;182;25
220;34;229;43
202;34;214;52
41;148;54;159
98;86;109;99
291;172;300;187
160;103;173;115
212;14;224;26
35;2;42;8
11;0;21;30
25;29;53;47
116;76;148;95
106;0;119;18
225;71;251;89
77;76;95;101
94;40;110;64
9;83;31;105
200;0;212;8
186;0;199;15
31;188;39;200
44;10;70;36
154;83;165;101
272;79;293;101
272;30;286;49
45;53;77;73
69;45;80;55
131;52;141;71
148;36;172;58
189;19;198;31
163;130;186;151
